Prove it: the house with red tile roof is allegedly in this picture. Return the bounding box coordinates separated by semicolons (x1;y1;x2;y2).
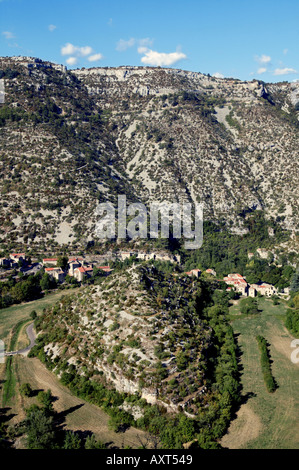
185;269;201;278
45;267;65;283
73;265;94;282
10;253;25;262
250;282;277;297
68;258;84;276
97;265;112;274
68;257;84;263
205;268;216;276
42;258;58;266
223;273;248;295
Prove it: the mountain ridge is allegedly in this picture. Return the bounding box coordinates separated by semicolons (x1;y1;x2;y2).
0;56;298;254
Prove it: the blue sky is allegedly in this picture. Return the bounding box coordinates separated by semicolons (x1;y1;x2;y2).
1;0;299;82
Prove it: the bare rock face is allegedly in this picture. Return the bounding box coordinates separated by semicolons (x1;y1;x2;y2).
0;57;298;251
290;83;299;110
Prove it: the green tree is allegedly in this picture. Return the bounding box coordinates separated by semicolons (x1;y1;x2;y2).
63;431;82;449
240;297;259;315
57;255;69;271
290;272;299;293
24;407;55;449
40;273;56;291
20;383;33;397
37;389;54;415
85;434;105;449
30;310;37;320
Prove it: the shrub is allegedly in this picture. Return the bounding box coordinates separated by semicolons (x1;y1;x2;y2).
256;336;276;393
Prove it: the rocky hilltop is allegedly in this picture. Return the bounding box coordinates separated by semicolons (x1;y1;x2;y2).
0;57;298;251
32;264;237;424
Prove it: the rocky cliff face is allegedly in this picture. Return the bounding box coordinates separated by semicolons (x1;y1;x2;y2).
0;57;298;251
74;65;299;233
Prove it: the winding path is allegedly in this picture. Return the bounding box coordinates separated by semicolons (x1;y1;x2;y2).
5;322;36;356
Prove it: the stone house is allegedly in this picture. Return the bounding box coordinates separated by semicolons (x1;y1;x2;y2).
206;268;216;276
45;267;65;283
42;258;58;266
185;269;201;278
250;282;277;297
10;253;25;263
73;265;94;282
248;286;257;297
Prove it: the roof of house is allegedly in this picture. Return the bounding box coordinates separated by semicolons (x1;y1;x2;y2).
69;257;84;262
45;267;63;272
251;282;274;288
43;258;58;262
224;276;247;285
76;266;93;273
11;253;25;257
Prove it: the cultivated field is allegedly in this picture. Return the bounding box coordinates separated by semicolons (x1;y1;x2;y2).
0;288;80;347
221;297;299;449
0;289;81;397
12;355;152;449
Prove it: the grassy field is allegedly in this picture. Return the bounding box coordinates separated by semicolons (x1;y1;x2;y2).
11;355;152;449
221;296;299;449
0;288;80;348
0;288;81;406
1;318;33;406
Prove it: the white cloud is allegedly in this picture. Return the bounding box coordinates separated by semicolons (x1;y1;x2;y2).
138;48;187;67
87;53;103;62
138;37;154;47
66;56;78;66
80;46;93;56
254;54;271;75
257;67;267;74
61;43;93;57
61;43;77;56
273;67;298;76
116;37;154;52
283;48;288;55
212;72;224;78
2;31;15;39
48;24;57;32
137;46;148;54
256;54;271;64
116;38;136;51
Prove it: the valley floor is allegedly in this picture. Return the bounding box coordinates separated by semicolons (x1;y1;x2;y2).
0;289;153;449
1;292;299;449
221;297;299;449
11;355;152;449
